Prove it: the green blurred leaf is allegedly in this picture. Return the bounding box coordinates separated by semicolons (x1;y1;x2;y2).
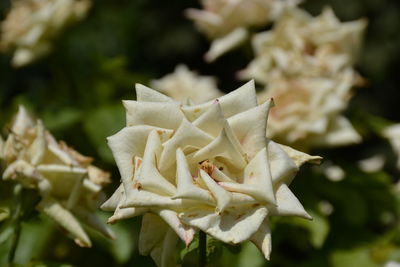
207;237;223;263
290;211;330;248
42;108;82;132
331;247;379;267
14;217;55;265
180;236;198;261
83;104;125;163
0;207;10;222
236;242;265;267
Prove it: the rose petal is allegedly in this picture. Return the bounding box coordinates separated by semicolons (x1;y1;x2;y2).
137;130;176;196
37;197;91;248
173;148;214;204
250;218;272;260
124;100;184;129
267;183;312;219
159;119;213;172
199;169;232;213
228;99;274;159
180;205;268;244
220;147;275;204
107;125;173;192
136;83;175;103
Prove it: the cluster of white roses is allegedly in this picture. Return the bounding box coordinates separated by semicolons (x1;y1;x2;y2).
0;106;113;247
101;81;321;266
186;0;300;61
0;0;90;67
238;7;367;150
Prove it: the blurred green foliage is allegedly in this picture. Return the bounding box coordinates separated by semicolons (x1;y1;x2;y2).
1;0;400;266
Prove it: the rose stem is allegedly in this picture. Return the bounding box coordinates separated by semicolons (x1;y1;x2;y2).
9;184;23;264
199;230;207;267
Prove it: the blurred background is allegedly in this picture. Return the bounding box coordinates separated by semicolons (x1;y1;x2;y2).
1;0;400;266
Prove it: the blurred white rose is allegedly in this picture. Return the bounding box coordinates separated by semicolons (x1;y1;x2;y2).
2;106;113;247
0;0;91;67
258;70;362;149
151;64;222;104
186;0;299;61
241;7;367;83
239;7;365;149
102;81;321;266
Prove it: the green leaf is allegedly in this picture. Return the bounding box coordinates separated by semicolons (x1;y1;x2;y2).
236;242;265;267
83;104;125;163
0;207;10;222
180;236;198;261
291;211;330;248
207;237;223;263
41;108;82;132
331;247;379;267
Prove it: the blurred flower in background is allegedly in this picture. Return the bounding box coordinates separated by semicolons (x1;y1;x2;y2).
0;0;90;67
151;64;222;104
1;106;113;247
240;7;366;150
186;0;300;61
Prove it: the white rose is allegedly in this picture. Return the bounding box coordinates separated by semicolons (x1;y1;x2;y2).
2;106;113;247
151;65;222;104
102;81;321;266
258;70;362;149
0;0;91;67
186;0;300;61
240;7;367;83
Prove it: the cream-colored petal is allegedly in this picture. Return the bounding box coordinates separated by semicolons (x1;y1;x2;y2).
279;143;322;167
220;147;275;204
26;120;46;165
159;119;213;172
36;164;86;200
205;27;248;62
209;164;237;183
124;100;184;129
156;209;196;246
11;105;34;136
228;99;274;159
180;205;268;244
310;116;361;147
101;184;124;211
108;206;147;224
2;160;41;188
193;100;226;137
250;218;272;260
123;188;188;209
137;130;176;196
136;83;175;103
199;169;232;213
268;183;312;219
230;192;259;206
173;148;213;203
37;197;91;247
191;127;246;170
107;125;173;192
266;140;299;185
181;80;257;120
